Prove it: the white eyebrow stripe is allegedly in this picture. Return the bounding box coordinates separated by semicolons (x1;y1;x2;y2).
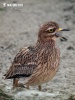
46;27;54;31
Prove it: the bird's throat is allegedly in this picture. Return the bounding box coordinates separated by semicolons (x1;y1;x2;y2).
36;39;56;48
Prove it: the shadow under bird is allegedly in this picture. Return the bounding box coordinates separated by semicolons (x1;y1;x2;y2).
4;21;69;91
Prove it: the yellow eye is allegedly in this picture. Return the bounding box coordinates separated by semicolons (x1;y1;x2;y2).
46;28;56;33
49;29;54;33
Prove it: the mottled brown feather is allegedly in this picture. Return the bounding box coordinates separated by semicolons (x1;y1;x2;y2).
5;46;37;79
5;21;61;88
24;40;60;86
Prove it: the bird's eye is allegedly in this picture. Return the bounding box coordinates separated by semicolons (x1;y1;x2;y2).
46;28;56;33
49;29;54;33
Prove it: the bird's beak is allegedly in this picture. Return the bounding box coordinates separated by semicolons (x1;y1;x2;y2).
55;28;70;40
58;28;70;31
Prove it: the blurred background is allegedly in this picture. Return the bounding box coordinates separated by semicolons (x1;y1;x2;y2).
0;0;75;100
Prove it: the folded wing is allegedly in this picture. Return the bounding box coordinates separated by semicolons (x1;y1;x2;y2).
5;46;37;79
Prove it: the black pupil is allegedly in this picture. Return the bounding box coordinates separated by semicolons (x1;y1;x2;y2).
50;29;53;32
49;28;56;33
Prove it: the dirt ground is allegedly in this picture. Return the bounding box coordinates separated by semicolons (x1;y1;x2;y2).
0;0;75;100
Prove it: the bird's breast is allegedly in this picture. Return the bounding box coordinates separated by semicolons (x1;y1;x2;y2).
25;45;60;86
37;46;60;69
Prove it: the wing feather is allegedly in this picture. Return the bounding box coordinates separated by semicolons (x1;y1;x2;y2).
6;64;37;79
5;46;37;79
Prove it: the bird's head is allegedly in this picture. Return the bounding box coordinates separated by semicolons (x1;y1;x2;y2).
38;21;69;42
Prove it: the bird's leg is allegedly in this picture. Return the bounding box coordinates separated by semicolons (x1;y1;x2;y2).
13;79;15;89
26;85;29;89
13;78;18;89
38;85;42;91
13;78;25;88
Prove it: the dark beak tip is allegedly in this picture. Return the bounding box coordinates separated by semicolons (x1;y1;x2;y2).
62;29;70;31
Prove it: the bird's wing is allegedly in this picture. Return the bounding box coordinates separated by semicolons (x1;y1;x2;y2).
5;46;37;79
5;64;37;79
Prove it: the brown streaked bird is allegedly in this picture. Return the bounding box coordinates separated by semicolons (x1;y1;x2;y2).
4;21;69;91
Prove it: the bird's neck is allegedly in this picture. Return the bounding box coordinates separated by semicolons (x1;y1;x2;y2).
36;39;56;48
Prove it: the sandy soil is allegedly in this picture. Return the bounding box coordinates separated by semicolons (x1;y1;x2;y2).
0;0;75;100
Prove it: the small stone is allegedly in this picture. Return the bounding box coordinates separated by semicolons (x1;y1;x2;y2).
60;37;68;42
73;83;75;85
67;46;74;50
0;46;4;49
63;5;74;11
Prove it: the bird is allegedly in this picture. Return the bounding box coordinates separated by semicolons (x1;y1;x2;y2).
4;21;69;91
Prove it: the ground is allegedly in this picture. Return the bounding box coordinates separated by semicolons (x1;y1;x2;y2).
0;0;75;100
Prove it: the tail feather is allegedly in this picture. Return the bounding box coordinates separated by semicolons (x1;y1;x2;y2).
4;65;14;79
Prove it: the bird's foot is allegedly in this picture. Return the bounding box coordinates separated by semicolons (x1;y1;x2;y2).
18;83;25;88
26;85;29;89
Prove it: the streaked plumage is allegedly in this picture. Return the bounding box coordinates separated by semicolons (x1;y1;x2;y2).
5;21;69;90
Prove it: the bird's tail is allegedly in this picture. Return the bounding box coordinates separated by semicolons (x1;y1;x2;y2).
4;64;13;79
